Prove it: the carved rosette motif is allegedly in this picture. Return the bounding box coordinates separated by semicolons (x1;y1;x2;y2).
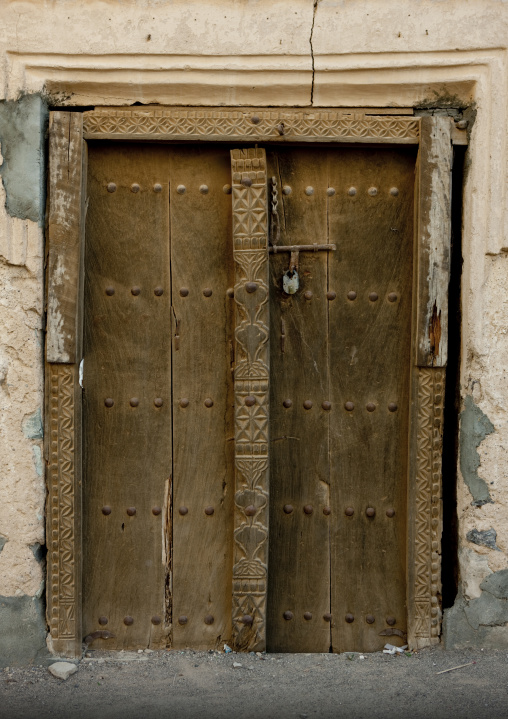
414;368;444;643
47;364;78;645
83;109;419;143
230;148;269;651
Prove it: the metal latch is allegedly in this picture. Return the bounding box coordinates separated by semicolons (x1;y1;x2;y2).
269;243;337;295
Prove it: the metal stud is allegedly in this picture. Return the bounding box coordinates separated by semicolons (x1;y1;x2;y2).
283;504;294;514
204;614;214;625
131;183;140;193
283;399;293;408
180;288;189;297
390;187;399;197
366;615;375;624
368;187;378;196
105;287;115;296
245;282;258;293
154;398;163;407
345;507;354;517
366;402;376;412
127;507;136;516
102;506;112;516
245;505;257;517
283;611;293;621
177;185;186;194
153;183;162;193
179;398;189;408
98;616;108;626
386;508;395;518
179;506;188;516
154;287;164;296
323;613;332;622
223;184;232;194
124;616;134;626
305;186;314;196
241;615;254;625
386;616;396;626
251;115;260;125
348;187;357;196
347;291;357;300
226;287;234;298
199;185;209;194
130;398;139;407
104;398;114;408
326;291;336;301
131;286;141;296
303;504;313;515
366;507;376;518
388;402;398;412
151;616;162;625
304;290;313;300
107;183;117;193
304;612;313;621
369;292;379;301
323;506;331;516
345;613;354;623
242;177;252;187
388;292;398;302
282;185;292;195
204;398;213;408
178;616;188;625
203;288;213;297
322;401;331;411
245;396;256;407
327;188;336;196
152;507;162;516
204;506;214;515
345;401;354;411
303;400;313;409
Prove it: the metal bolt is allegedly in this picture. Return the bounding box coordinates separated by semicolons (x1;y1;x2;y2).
390;187;399;197
304;291;313;300
327;188;336;196
178;615;188;625
153;183;162;193
283;399;293;408
204;398;213;408
347;291;357;300
283;611;293;621
131;183;140;193
345;401;354;411
124;616;134;626
366;402;376;412
245;396;256;407
98;616;108;626
369;292;379;301
177;185;186;194
151;616;161;625
345;507;354;517
251;115;260;124
368;187;378;196
388;402;398;412
204;614;214;625
366;507;375;517
348;187;357;196
326;291;336;301
127;507;136;516
386;616;396;626
303;400;313;409
226;287;234;298
131;286;141;296
283;504;294;514
282;185;292;195
180;288;189;297
388;292;398;302
242;177;253;187
179;506;188;516
305;186;314;196
303;504;313;515
104;398;114;408
345;613;354;623
105;287;115;296
154;287;164;296
323;613;332;622
102;506;112;516
322;401;332;411
204;506;214;515
152;507;162;516
130;398;139;407
245;282;258;293
366;615;375;624
203;288;213;297
107;183;117;193
199;185;209;194
179;398;189;408
386;508;395;518
323;506;331;515
245;505;257;516
304;612;312;621
241;615;254;625
223;184;232;194
154;398;163;407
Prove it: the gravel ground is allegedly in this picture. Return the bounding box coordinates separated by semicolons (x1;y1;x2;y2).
1;645;508;719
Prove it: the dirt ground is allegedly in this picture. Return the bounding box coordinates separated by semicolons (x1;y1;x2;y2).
1;645;508;719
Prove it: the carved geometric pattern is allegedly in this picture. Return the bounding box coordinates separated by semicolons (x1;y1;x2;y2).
84;108;419;144
414;368;444;640
231;148;269;652
47;364;77;642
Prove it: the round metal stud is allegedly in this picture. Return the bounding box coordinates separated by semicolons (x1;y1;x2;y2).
323;506;331;516
348;187;357;196
107;183;117;193
124;616;134;626
322;401;332;411
345;507;354;517
388;292;398;302
368;187;378;197
386;616;396;626
245;396;256;407
326;291;336;301
283;611;293;621
369;292;379;302
153;183;162;193
152;506;162;516
176;185;186;194
151;616;162;625
323;613;332;622
179;506;188;516
226;287;234;298
178;615;188;625
251;115;260;124
130;397;139;407
345;613;354;623
303;504;314;515
131;286;141;296
154;398;163;407
127;507;136;516
203;288;212;297
180;287;189;297
366;614;375;624
199;185;209;194
131;183;140;193
154;287;164;296
304;612;313;621
245;505;257;517
390;187;399;197
327;188;336;196
366;507;376;518
102;506;112;516
283;504;294;514
179;398;189;408
245;282;258;293
204;398;214;408
282;185;292;196
283;399;293;408
347;291;357;300
304;290;313;300
105;287;115;296
386;508;395;518
204;614;214;625
366;402;376;412
305;186;314;196
241;615;254;625
98;616;108;626
241;177;253;187
303;400;313;410
204;506;214;516
388;402;398;412
104;398;114;408
345;401;354;411
223;184;232;194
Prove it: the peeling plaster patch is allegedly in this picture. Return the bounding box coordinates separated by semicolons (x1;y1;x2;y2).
0;537;7;554
22;407;43;440
460;395;494;506
30;543;44;562
31;445;43;477
481;569;508;600
466;528;500;551
0;595;48;667
0;95;48;225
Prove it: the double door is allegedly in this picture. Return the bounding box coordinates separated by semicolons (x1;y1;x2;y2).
82;141;415;653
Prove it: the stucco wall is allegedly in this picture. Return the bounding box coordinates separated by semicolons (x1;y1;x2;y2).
0;0;507;664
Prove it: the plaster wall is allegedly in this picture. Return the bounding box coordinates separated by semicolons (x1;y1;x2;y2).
0;0;508;663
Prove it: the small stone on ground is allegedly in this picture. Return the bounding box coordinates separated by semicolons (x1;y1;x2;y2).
48;662;78;680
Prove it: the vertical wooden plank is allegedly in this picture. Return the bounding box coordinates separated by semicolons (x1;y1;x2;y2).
266;148;331;653
415;116;453;367
82;143;171;650
170;147;235;650
230;148;269;652
329;147;415;652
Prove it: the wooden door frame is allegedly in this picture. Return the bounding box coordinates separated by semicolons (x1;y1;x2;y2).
45;107;460;657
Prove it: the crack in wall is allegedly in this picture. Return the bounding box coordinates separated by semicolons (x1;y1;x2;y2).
309;0;319;105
